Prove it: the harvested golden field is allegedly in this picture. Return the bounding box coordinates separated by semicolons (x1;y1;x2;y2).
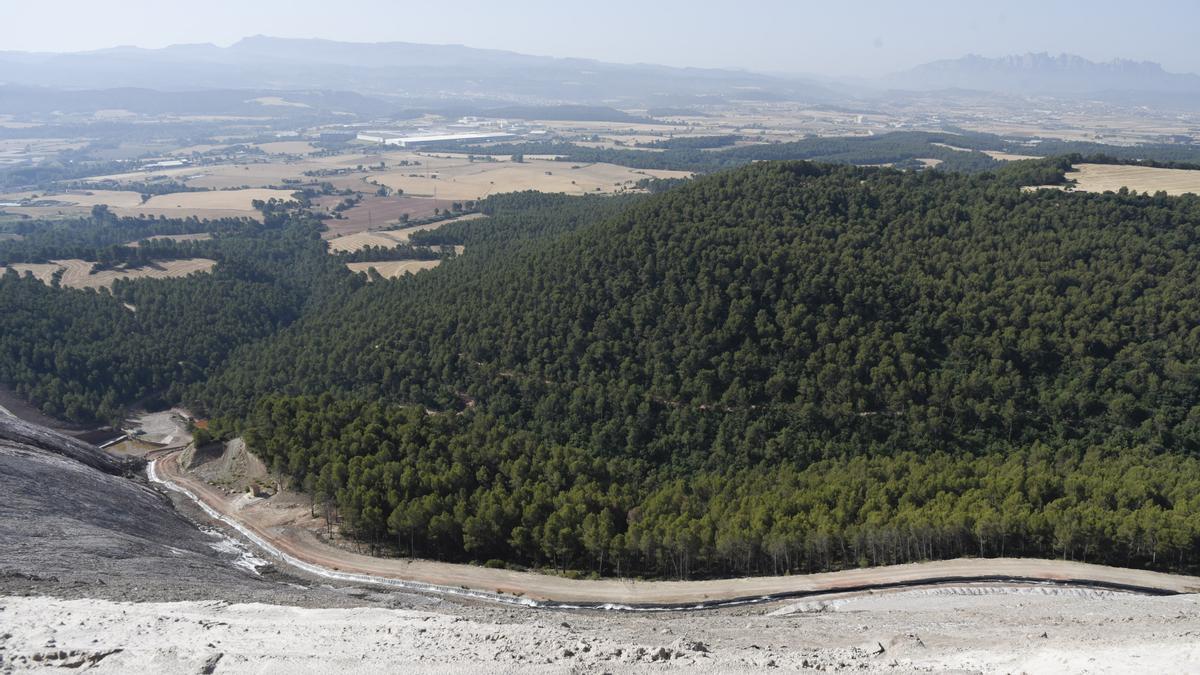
119;188;296;221
368;156;690;201
10;189;148;208
325;213;483;249
138;188;295;212
71;190;150;208
328;228;469;254
0;138;89;161
327;230;410;252
188;166;312;190
931;142;972;152
0;188;296;221
86;151;391;192
346;259;441;278
82;166;198;183
86;163;311;190
78;147;688;202
0;189;144;220
0;258;216;289
983;150;1041;161
1066;163;1200;196
932;143;1042;161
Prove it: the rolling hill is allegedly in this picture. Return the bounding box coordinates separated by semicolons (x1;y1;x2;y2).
187;161;1200;577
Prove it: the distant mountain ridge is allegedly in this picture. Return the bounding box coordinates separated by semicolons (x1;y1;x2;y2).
0;35;833;106
888;52;1200;95
3;39;1195;110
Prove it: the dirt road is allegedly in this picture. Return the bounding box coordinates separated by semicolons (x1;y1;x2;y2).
150;450;1200;608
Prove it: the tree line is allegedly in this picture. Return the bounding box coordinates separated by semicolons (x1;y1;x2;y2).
245;394;1200;578
429;131;1200;176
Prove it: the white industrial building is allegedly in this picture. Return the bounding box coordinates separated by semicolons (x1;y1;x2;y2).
356;132;403;144
356;131;515;147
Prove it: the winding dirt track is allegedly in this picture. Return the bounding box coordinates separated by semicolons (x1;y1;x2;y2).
151;450;1200;608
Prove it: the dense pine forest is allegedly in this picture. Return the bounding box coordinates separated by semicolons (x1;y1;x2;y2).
3;157;1200;577
0;201;348;421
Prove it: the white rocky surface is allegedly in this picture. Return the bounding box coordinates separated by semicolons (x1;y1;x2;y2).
2;586;1199;673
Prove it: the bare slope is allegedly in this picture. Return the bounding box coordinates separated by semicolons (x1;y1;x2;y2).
0;416;309;604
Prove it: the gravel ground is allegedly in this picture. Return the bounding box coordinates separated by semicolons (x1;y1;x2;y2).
2;587;1199;673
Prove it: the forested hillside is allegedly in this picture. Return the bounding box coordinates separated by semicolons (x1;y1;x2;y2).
0;203;348;422
4;158;1200;577
0;193;636;423
200;161;1200;458
193;160;1200;576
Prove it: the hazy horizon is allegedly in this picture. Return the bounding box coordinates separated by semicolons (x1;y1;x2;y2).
6;0;1200;78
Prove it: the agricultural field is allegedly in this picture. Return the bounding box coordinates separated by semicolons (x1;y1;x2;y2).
3;189;146;209
316;195;456;238
7;136;690;230
136;189;295;218
83;163;312;190
254;141;318;155
326;230;410;252
167;143;234;156
1066;163;1200;196
0;188;297;221
983;150;1041;161
366;155;690;201
346;259;441;278
79;151;405;193
327;214;481;252
932;142;1040;161
931;142;971;152
0;138;90;166
0;258;216;289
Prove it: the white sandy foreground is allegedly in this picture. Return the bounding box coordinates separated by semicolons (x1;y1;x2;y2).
3;586;1199;673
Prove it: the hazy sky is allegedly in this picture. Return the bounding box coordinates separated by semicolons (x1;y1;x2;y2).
6;0;1198;77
